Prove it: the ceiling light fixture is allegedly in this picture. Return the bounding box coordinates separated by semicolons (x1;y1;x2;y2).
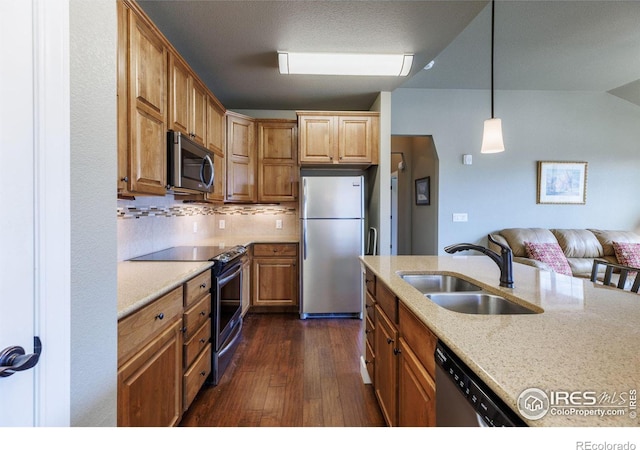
277;51;413;76
480;0;505;154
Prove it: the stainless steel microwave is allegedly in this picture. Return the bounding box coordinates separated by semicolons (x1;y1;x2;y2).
167;131;214;193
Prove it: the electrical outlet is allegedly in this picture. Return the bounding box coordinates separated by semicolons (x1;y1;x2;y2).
193;222;198;233
276;219;283;229
452;213;468;222
219;219;225;229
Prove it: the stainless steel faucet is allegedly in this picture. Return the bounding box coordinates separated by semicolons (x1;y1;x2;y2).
444;234;514;288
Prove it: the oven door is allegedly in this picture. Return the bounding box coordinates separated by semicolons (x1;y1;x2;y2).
214;260;243;350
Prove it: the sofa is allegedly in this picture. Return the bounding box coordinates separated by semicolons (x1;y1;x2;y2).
488;228;640;278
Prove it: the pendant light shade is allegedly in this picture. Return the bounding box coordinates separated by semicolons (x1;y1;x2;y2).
481;118;505;153
481;0;505;154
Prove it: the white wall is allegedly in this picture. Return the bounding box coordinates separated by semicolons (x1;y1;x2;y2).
391;88;640;253
69;0;117;426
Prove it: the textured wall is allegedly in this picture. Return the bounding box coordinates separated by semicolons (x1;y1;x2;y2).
392;88;640;253
69;0;117;426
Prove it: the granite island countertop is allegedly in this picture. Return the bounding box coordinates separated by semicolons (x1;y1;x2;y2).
118;236;299;320
360;255;640;427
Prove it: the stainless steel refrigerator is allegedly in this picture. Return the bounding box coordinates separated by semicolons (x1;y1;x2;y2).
300;175;364;319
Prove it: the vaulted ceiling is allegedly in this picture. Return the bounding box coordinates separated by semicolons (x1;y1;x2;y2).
138;1;640;110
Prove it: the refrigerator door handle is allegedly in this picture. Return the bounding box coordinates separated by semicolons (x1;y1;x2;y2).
303;220;307;260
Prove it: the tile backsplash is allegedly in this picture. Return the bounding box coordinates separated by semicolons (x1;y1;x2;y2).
117;195;298;261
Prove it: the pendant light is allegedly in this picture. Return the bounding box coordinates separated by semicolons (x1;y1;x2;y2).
481;0;505;154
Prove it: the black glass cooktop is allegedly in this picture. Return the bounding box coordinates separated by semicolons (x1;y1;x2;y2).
129;246;229;262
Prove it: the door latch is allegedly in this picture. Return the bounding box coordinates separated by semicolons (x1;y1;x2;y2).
0;336;42;378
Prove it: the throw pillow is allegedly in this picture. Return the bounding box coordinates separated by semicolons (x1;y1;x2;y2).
612;242;640;270
524;241;573;276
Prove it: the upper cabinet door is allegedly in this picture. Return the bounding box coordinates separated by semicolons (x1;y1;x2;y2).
226;112;256;203
257;120;298;203
338;116;373;163
168;53;190;135
205;96;226;202
126;6;167;195
298;115;335;164
190;78;207;145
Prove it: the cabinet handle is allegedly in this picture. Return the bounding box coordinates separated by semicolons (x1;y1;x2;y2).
393;348;402;356
200;311;207;316
200;371;206;377
155;312;164;320
120;176;128;182
365;304;372;309
386;338;394;345
365;359;371;365
365;329;371;335
199;338;206;344
181;326;187;333
200;283;207;289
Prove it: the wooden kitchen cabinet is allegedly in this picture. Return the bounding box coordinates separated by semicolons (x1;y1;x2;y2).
117;286;184;426
205;95;226;202
257;120;298;203
397;301;437;426
374;301;398;427
367;277;437;427
117;0;168;196
168;51;207;146
182;271;212;411
297;111;379;167
241;252;252;316
252;243;298;311
226;111;256;202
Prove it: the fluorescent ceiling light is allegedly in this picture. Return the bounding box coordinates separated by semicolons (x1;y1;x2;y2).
278;51;413;76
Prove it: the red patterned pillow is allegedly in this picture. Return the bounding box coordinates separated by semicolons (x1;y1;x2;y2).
612;242;640;269
524;241;572;276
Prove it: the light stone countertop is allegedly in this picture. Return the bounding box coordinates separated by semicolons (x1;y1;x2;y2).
117;236;299;320
360;255;640;427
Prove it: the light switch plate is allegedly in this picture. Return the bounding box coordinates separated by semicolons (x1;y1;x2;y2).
453;213;468;222
276;219;283;229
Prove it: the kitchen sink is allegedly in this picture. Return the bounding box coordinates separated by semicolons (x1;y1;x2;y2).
425;293;539;315
398;273;481;293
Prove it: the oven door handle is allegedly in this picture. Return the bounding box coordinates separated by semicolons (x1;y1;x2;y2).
217;262;242;286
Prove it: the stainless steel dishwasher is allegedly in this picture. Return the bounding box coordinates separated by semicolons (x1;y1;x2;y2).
435;341;526;427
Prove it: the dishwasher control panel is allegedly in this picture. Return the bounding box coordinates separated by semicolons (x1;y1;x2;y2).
435;341;526;427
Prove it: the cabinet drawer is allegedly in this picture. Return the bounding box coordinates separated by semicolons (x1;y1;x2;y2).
365;291;376;322
253;243;297;257
184;270;211;308
184;319;211;368
365;339;375;384
118;286;183;366
399;302;437;379
365;268;376;297
376;281;398;324
365;314;375;348
183;294;211;339
183;343;212;411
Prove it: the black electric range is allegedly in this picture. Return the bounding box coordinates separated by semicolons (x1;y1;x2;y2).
130;245;247;275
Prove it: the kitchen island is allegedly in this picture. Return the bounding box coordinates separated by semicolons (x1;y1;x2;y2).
360;255;640;427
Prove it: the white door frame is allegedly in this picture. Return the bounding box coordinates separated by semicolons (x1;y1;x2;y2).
33;0;71;426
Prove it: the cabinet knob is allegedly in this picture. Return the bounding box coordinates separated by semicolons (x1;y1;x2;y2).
200;311;207;316
200;283;207;289
386;338;394;345
155;312;164;320
393;348;402;356
365;359;371;365
200;371;206;377
199;338;206;344
120;176;128;182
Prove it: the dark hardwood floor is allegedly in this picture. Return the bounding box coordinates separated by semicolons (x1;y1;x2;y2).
180;313;385;427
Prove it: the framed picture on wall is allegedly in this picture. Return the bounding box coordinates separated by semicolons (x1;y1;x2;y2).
537;161;588;204
415;176;430;205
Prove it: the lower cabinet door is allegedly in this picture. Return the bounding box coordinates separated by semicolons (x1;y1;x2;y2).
183;343;212;411
398;337;436;427
118;319;183;427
